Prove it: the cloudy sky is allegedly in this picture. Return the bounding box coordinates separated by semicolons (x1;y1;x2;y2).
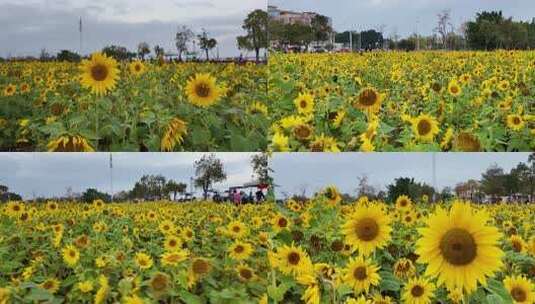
0;0;266;58
269;0;535;37
0;153;258;199
272;153;531;198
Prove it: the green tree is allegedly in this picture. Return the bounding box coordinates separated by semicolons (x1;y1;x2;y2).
137;42;151;60
153;45;165;58
102;45;136;61
198;30;217;60
311;14;332;43
480;164;506;202
194;154;227;200
81;188;111;203
387;177;435;203
165;180;187;201
56;50;81;62
237;9;268;62
175;25;194;61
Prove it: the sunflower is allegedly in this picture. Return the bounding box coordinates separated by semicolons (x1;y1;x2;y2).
3;84;16;96
46;201;59;212
510;235;527;253
506;115;525;131
402;277;436;304
322;185;341;206
185;73;222;107
393;258;416;280
345;296;372;304
236;265;255;282
395;195;412;210
62;245;80;267
227;220;249;239
77;280;94;293
40;278;60;294
134;252;153;270
149;272;170;295
123;295;145;304
228;241;254;260
247;101;268;116
294;93;315;115
161;117;187;152
271;132;290;152
129;60;146;76
453;132;481;152
354;87;382;114
161;249;189;267
47;135;95;152
164;235;183;252
190;257;211;276
302;284;320;304
342;204;392;256
415;201;504;293
411;114;440;142
159;220;175;234
504;275;534;304
342;255;381;294
273;244;312;276
272;214;290;233
293;124;314;141
309;134;340;152
447;79;462;97
20;83;30;93
80;52;120;96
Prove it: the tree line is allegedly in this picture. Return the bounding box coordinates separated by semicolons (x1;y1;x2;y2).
2;9;268;62
286;153;534;204
1;153;273;204
268;9;535;52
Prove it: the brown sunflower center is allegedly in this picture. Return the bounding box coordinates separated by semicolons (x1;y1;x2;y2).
232;226;241;232
150;274;168;291
355;218;379;241
278;217;288;227
234;245;244;253
192;259;209;274
299;99;308;109
513;117;521;125
411;285;424;297
287;252;301;265
239;268;253;280
353;266;367;280
90;64;109;81
417;119;432;136
358;89;378;106
169;239;177;247
511;287;527;302
69;250;76;258
439;228;477;266
450;86;459;94
135;64;141;71
294;125;312;139
195;83;211;98
400;200;407;207
511;240;522;252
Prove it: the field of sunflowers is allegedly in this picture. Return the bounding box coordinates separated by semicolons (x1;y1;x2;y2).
1;188;534;303
0;53;268;152
268;51;535;152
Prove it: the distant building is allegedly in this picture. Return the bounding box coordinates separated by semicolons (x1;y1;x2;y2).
269;5;334;52
268;5;332;27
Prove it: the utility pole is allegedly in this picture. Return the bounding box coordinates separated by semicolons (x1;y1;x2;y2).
110;153;113;202
349;30;353;51
79;17;83;56
416;19;420;51
432;153;437;202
